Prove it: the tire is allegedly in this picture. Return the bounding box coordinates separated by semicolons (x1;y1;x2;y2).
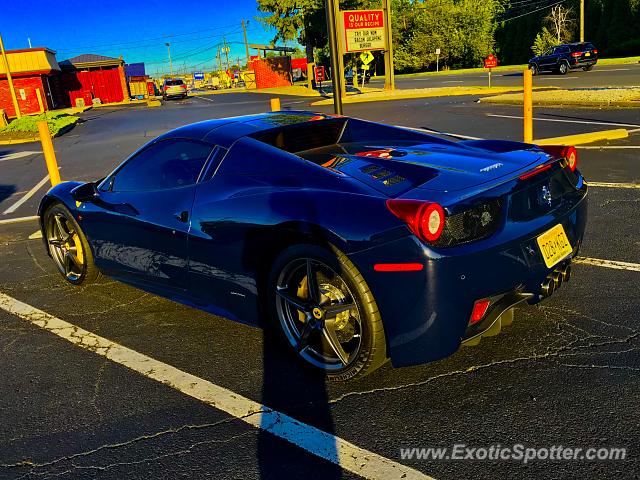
267;244;387;381
44;203;100;286
558;61;569;75
583;65;594;71
162;95;167;101
529;63;538;76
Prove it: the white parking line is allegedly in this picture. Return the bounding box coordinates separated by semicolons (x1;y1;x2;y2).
574;257;640;272
0;292;431;480
194;95;215;102
588;182;640;189
0;151;39;162
2;175;50;215
486;114;640;129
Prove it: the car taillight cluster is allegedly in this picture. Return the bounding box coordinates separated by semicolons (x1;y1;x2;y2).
539;145;578;172
571;51;582;57
385;199;445;243
593;49;598;54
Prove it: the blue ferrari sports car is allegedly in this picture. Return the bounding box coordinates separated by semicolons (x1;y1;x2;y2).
38;112;588;380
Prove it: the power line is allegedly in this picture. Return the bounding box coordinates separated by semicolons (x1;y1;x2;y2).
499;0;567;21
55;22;242;52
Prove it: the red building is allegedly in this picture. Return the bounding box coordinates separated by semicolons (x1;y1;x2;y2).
0;47;64;117
58;54;128;107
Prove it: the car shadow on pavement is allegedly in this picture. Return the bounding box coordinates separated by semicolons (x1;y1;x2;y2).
0;184;17;207
256;191;342;479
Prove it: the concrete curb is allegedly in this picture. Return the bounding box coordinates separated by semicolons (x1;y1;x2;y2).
535;128;629;146
481;98;640;108
310;87;554;106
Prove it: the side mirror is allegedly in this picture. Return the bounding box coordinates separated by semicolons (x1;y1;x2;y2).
71;182;99;203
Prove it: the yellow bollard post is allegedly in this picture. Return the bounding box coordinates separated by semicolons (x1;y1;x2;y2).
36;88;45;113
270;97;281;111
523;68;533;144
37;120;61;186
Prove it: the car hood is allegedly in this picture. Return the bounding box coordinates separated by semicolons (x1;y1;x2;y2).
312;141;546;195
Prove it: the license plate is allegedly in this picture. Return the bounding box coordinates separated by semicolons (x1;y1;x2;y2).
585;52;591;57
536;224;572;268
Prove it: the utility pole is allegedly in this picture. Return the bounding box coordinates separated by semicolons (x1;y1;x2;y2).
165;42;173;76
580;0;585;42
242;20;251;64
223;37;230;71
325;0;343;114
0;33;21;118
216;46;221;72
382;0;395;90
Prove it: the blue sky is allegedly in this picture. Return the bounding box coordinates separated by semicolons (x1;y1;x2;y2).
1;1;294;74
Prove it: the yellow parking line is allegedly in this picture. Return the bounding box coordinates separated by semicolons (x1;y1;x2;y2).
0;292;431;480
587;182;640;189
574;257;640;272
0;215;39;225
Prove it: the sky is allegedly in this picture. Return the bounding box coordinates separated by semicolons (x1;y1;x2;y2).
1;0;294;74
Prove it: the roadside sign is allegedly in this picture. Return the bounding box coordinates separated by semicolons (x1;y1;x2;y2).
435;48;441;55
361;64;370;70
484;54;498;69
193;72;204;80
314;66;325;83
360;51;374;65
342;10;386;53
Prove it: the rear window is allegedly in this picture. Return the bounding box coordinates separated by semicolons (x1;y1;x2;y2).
570;43;595;51
165;79;184;86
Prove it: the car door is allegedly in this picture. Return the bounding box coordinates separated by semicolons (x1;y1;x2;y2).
79;138;214;289
539;48;556;70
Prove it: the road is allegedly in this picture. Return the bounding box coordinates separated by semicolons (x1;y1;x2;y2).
0;93;639;479
368;62;640;89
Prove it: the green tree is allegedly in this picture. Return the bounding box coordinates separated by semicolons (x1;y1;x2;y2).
531;27;557;55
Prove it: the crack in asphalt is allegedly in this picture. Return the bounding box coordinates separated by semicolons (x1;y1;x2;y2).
3;413;263;479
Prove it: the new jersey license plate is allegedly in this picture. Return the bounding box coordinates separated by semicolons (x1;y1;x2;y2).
536;224;572;268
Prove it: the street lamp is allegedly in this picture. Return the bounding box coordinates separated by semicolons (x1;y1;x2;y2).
165;42;173;76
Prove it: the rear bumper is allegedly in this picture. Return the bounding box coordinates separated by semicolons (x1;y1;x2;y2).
570;58;597;67
349;186;588;367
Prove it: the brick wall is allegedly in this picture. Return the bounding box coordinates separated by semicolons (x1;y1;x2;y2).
248;57;292;89
0;76;46;117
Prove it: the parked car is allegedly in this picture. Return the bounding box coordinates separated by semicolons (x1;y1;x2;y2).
38;112;587;381
162;78;188;100
529;42;598;75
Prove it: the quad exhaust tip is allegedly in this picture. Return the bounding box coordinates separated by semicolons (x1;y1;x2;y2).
540;264;571;298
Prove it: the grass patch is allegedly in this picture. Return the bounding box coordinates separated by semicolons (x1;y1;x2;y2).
1;112;79;136
373;55;639;80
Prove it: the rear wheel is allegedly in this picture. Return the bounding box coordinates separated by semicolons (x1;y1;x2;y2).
268;244;387;381
583;65;594;71
44;203;100;286
558;61;569;75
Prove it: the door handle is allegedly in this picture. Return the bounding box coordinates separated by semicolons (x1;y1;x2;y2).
174;211;189;223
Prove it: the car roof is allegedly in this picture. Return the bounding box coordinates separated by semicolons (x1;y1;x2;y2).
154;111;338;148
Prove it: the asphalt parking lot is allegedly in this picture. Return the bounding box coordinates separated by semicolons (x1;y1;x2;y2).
0;92;639;479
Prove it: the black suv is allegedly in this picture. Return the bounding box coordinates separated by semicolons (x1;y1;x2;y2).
529;42;598;75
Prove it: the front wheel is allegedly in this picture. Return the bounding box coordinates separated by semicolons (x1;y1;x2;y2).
268;244;387;381
529;63;538;76
44;203;100;285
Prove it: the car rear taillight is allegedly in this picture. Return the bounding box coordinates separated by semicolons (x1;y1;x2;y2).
593;49;598;54
181;84;186;89
386;199;445;243
164;86;169;91
571;51;582;57
470;299;491;324
540;145;578;172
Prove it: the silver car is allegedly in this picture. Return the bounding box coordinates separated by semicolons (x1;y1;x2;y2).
162;78;187;100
